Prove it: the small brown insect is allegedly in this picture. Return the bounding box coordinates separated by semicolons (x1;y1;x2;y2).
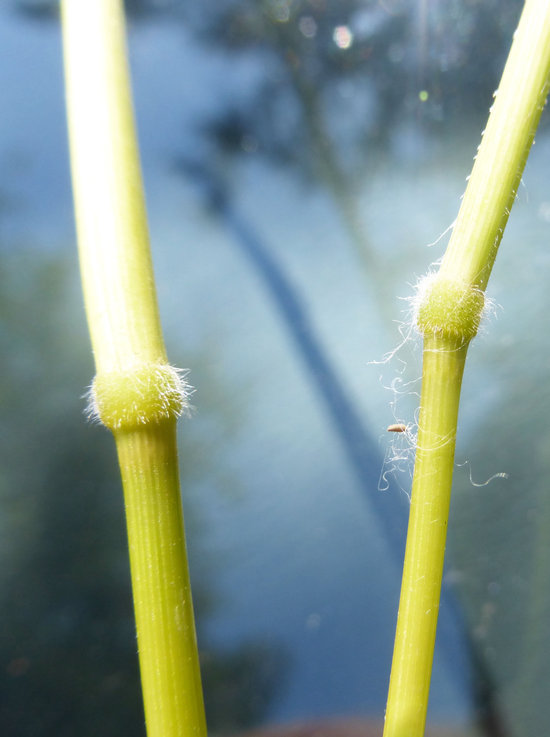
387;423;407;433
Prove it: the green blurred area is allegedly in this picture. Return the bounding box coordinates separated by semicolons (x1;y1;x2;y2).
0;254;286;735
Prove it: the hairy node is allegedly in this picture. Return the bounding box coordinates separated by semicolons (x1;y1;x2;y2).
415;273;485;342
88;362;191;431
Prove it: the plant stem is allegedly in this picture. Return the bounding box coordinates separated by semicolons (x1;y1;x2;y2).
383;1;550;734
61;0;165;373
383;338;467;736
61;2;206;736
117;422;206;737
440;0;550;290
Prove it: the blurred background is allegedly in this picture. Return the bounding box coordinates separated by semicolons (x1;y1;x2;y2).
1;1;549;735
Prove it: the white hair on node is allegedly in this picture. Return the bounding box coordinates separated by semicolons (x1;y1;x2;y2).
411;269;499;342
84;382;103;426
373;257;501;499
86;363;194;430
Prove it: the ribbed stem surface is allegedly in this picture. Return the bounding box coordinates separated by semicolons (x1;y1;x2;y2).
61;2;207;735
383;338;467;736
116;422;206;737
384;1;550;733
440;0;550;290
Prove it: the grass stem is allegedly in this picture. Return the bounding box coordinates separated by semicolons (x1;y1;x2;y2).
383;338;467;735
61;2;206;735
383;1;550;734
116;421;207;737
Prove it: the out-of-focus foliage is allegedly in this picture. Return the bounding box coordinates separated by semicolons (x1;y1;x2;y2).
14;0;524;159
174;0;525;180
0;255;286;735
0;257;143;736
450;334;550;737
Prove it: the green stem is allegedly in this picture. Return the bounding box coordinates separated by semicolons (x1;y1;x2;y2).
117;422;206;737
383;1;550;734
440;0;550;290
61;0;166;374
383;337;467;736
61;2;207;735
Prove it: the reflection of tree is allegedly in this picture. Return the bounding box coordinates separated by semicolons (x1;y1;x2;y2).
181;0;524;147
15;0;525;128
185;0;407;281
0;256;286;735
172;0;525;282
15;0;526;279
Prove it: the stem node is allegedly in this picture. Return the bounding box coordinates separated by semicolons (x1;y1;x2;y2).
90;362;191;431
415;273;485;343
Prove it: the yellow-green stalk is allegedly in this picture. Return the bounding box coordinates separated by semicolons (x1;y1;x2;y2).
61;2;207;736
383;1;550;735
